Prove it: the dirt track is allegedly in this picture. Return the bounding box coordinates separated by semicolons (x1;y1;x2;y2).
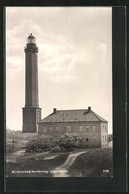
53;151;87;177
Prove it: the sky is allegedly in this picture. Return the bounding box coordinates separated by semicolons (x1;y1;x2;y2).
6;7;112;133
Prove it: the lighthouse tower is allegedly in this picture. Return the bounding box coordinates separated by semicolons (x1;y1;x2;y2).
22;34;41;133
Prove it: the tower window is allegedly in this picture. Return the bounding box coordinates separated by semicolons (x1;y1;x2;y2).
37;111;41;121
86;138;88;142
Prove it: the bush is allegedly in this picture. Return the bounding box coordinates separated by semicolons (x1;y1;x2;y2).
50;146;61;153
25;135;53;153
25;133;82;153
57;133;82;151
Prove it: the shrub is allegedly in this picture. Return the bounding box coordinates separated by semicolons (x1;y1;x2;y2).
25;135;53;153
50;146;61;153
25;133;82;153
57;133;82;151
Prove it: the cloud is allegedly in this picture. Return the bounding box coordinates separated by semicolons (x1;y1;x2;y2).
96;41;108;59
6;7;112;133
7;56;23;70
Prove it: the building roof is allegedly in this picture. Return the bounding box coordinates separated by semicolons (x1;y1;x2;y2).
38;107;108;123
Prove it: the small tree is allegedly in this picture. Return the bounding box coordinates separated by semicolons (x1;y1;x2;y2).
57;133;82;151
25;135;54;152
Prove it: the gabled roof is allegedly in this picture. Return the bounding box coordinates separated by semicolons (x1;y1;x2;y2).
38;108;108;123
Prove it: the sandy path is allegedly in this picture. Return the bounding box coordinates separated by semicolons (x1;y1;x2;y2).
53;151;87;177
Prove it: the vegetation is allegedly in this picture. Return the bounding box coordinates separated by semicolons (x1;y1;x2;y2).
56;133;82;151
6;153;69;177
7;129;83;154
25;133;82;153
69;148;113;177
6;129;38;154
25;136;54;152
50;146;61;153
6;148;113;177
6;129;113;177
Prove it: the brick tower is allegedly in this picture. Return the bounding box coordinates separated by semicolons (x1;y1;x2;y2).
22;34;41;133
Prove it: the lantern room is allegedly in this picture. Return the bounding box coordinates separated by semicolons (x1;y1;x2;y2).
27;33;36;44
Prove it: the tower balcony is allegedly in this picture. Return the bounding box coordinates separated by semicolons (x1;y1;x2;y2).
24;44;38;53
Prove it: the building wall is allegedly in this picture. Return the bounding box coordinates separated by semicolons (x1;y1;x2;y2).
38;121;106;148
101;122;108;148
108;140;113;148
25;44;39;108
23;107;41;133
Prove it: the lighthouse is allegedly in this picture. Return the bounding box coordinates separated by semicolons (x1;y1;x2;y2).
22;34;41;133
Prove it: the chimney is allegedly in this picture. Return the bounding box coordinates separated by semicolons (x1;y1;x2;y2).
53;108;57;114
88;106;91;112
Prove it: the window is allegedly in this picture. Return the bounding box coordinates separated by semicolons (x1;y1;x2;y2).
86;138;88;142
64;126;71;133
105;135;106;141
105;126;106;132
103;135;104;141
43;127;46;133
93;137;96;142
102;126;104;131
67;126;72;133
79;126;83;132
93;125;96;132
86;126;89;132
64;126;67;133
49;126;52;132
55;126;59;132
75;128;78;133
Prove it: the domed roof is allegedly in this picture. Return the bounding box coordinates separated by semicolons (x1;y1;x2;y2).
28;33;35;39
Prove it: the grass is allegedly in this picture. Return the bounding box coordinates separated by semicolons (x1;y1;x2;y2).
6;153;69;177
6;131;113;177
6;148;113;177
69;148;113;177
6;131;38;154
